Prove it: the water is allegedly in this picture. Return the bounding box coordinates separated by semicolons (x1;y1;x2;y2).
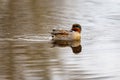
0;0;120;80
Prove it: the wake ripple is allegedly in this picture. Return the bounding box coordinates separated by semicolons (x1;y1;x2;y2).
0;34;52;42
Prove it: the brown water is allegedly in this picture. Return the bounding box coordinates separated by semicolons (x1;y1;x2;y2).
0;0;120;80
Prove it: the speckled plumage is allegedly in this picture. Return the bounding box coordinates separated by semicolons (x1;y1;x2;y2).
51;24;81;40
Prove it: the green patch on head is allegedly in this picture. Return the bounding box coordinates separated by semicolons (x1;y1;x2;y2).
72;24;81;29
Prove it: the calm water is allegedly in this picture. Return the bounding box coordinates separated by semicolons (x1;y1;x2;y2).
0;0;120;80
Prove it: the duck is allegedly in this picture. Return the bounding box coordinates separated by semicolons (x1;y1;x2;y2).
51;24;82;40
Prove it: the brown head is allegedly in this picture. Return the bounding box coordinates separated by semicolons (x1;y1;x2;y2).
71;24;82;33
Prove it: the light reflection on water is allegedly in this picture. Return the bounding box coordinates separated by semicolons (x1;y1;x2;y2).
0;0;120;80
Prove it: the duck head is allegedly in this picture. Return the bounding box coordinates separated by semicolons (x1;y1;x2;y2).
71;24;82;33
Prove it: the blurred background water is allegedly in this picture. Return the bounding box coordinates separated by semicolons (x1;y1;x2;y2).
0;0;120;80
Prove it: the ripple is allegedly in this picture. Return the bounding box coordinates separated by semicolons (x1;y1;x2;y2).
0;34;52;42
106;14;120;20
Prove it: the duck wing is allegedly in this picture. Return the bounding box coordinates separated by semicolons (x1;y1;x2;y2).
51;29;70;35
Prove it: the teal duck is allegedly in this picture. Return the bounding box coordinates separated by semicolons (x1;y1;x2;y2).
51;24;82;40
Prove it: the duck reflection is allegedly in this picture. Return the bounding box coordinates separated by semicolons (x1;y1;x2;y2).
51;40;82;54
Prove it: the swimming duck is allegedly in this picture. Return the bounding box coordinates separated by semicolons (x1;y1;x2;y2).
51;24;82;40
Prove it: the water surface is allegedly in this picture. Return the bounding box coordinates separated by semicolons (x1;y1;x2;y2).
0;0;120;80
